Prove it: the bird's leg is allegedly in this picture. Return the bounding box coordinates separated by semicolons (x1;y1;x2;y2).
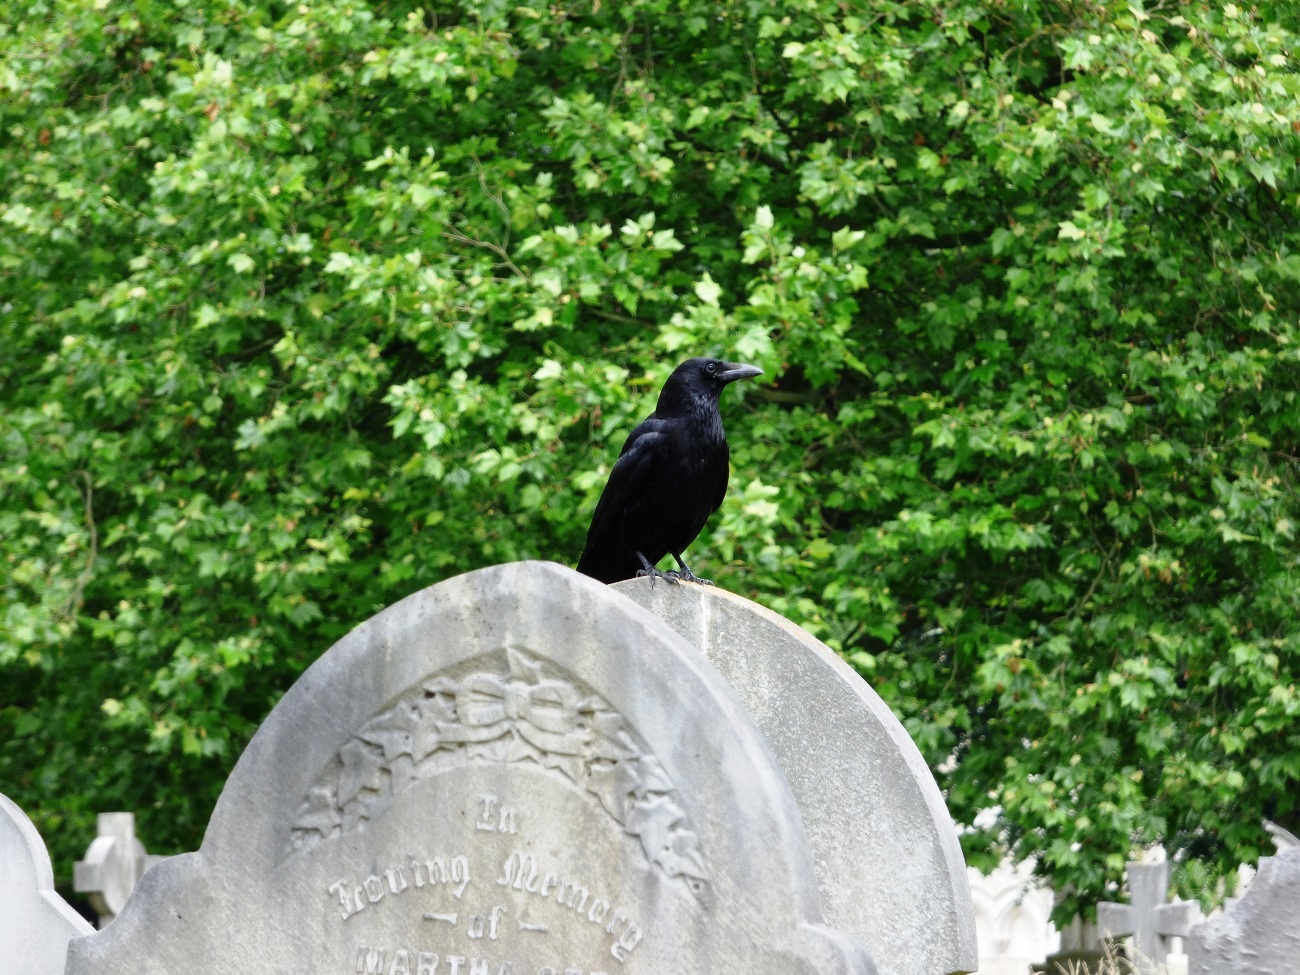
672;553;714;586
635;551;680;585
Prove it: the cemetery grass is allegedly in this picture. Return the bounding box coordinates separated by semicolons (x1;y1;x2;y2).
1053;939;1163;975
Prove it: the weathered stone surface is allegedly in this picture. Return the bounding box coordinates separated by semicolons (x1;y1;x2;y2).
67;562;873;975
614;579;977;975
1187;845;1300;975
0;791;94;975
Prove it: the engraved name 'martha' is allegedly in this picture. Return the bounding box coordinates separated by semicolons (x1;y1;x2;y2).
355;946;611;975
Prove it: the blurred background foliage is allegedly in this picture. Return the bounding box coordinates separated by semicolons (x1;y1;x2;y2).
4;0;1300;919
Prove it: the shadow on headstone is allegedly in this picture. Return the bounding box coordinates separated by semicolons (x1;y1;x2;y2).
615;577;978;975
1;792;95;975
66;562;877;975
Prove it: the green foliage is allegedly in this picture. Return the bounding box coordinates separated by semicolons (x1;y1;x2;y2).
3;0;1300;919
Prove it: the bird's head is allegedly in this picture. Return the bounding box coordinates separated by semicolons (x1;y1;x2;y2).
656;357;764;414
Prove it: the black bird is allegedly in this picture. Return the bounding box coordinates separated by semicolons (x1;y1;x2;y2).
576;356;763;585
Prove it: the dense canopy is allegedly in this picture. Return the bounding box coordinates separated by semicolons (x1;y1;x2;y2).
4;0;1300;918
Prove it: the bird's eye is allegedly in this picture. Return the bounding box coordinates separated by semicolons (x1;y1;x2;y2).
705;361;717;374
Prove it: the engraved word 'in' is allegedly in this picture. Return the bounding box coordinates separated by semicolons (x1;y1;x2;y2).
330;853;471;920
475;794;519;835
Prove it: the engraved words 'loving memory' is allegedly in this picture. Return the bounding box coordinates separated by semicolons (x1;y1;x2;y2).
328;794;644;975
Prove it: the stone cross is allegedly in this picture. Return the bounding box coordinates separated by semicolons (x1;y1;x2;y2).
1097;861;1202;969
74;811;168;928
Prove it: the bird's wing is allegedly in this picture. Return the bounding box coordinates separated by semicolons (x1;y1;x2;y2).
586;422;665;541
577;420;667;580
710;440;730;514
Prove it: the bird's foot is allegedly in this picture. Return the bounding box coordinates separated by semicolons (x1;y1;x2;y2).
672;559;714;586
636;566;681;586
635;552;680;586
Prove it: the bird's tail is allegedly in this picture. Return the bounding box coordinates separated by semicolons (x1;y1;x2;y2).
575;546;644;585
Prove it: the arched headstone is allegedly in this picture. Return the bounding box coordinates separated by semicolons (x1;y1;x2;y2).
67;562;873;975
967;860;1058;975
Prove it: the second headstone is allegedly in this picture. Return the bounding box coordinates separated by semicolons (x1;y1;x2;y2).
616;578;977;975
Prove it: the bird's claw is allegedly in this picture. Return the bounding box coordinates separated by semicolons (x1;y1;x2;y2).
636;566;681;586
676;567;714;586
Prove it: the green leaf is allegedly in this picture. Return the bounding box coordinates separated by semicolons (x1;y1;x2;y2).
694;273;722;307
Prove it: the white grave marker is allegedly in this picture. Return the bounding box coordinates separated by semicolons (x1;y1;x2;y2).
1;791;95;975
74;811;170;927
1097;860;1202;970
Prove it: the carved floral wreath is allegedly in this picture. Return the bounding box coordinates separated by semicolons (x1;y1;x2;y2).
289;647;709;899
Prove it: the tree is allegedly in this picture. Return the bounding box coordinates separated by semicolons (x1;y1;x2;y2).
3;0;1299;919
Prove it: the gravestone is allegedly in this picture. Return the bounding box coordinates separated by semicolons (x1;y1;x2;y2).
967;859;1058;975
1030;913;1106;975
1097;861;1201;971
66;562;875;975
615;578;978;975
74;811;170;927
0;791;95;975
1186;825;1300;975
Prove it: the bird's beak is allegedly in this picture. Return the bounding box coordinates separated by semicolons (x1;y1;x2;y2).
719;362;764;383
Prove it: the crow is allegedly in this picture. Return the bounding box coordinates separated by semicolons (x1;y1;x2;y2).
576;356;763;585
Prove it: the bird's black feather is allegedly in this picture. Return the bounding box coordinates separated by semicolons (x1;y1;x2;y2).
576;357;762;585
